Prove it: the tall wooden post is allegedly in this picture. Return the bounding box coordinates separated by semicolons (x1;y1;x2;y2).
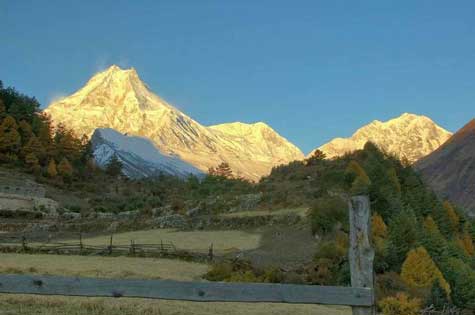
349;196;375;315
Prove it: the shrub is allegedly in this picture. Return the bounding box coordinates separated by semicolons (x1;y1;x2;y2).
309;196;347;235
378;292;421;315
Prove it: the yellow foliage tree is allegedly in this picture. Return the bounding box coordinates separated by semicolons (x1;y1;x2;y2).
47;159;57;177
24;153;40;174
458;232;475;256
346;161;371;194
378;293;421;315
372;213;388;239
58;157;73;178
443;201;460;233
401;246;450;296
423;216;440;234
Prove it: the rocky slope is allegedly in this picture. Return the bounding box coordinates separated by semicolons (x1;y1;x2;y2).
45;65;304;180
311;113;452;163
416;119;475;216
91;128;203;179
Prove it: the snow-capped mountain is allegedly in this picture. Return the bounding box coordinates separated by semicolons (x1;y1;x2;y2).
310;113;452;163
45;65;304;180
91;128;203;179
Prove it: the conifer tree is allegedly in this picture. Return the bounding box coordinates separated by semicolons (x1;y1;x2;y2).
426;279;450;310
401;246;450;296
18;120;33;145
386;208;418;270
105;155;123;177
345;161;371;195
215;162;233;178
58;157;73;178
22;135;46;163
0;99;5;120
421;216;448;263
443;201;460;233
47;159;57;177
305;149;327;166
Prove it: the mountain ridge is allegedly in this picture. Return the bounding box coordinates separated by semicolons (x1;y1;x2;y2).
45;65;304;180
311;112;452;163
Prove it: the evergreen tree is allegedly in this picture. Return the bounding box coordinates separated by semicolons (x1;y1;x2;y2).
425;279;450;310
47;159;58;177
401;246;451;296
214;162;233;178
386;208;418;270
105;155;123;177
0;99;5;120
345;161;371;195
443;201;460;233
58;157;73;178
421;216;448;263
305;149;327;166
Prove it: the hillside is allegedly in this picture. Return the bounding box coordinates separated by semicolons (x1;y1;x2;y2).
416;119;475;216
45;65;304;180
312;113;452;163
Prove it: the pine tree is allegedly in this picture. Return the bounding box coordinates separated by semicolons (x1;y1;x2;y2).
421;216;448;263
58;157;73;178
0;99;6;120
305;149;327;166
386;208;418;271
345;161;371;195
401;246;450;296
47;159;58;177
214;162;233;178
372;213;388;239
443;201;460;233
105;155;123;177
425;279;450;310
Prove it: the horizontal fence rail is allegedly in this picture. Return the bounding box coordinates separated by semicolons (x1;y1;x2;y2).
0;274;373;306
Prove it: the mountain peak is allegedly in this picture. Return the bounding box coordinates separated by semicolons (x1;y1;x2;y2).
451;118;475;142
312;113;452;163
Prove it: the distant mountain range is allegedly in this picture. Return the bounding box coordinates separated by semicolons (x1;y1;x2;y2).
45;65;456;182
311;113;452;163
416;119;475;217
45;65;304;180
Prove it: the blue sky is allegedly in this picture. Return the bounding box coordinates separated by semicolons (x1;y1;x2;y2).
2;1;475;154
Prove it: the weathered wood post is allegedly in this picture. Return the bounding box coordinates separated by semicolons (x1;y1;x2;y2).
21;234;27;252
129;240;135;256
108;234;113;255
208;243;214;262
349;195;375;315
79;233;83;255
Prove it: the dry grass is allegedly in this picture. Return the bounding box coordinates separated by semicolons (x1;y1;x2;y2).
220;207;308;218
0;294;351;315
58;228;261;253
0;253;208;281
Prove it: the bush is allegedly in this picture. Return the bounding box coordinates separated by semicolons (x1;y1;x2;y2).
378;292;421;315
309;196;347;236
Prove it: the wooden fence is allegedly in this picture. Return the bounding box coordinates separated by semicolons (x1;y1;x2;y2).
0;196;375;314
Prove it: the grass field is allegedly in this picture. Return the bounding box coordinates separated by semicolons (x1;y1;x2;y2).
0;295;351;315
58;228;262;253
220;207;308;218
0;253;208;281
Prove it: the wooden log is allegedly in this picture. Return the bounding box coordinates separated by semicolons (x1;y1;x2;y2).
349;195;375;315
0;274;373;306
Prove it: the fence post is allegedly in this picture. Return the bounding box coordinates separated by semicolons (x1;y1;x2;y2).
349;195;375;315
79;232;83;255
21;234;27;252
208;243;214;262
130;240;135;255
108;234;113;255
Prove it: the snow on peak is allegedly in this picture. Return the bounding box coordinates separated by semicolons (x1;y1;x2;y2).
312;113;452;163
45;67;303;180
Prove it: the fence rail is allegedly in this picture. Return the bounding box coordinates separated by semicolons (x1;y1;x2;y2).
0;274;373;306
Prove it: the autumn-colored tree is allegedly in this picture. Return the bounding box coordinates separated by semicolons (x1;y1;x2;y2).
457;231;474;256
54;124;82;162
401;246;450;296
58;157;73;178
378;293;421;315
47;159;58;177
443;201;460;233
372;212;388;239
21;135;46;163
0;115;21;161
24;152;41;174
18;120;33;145
387;167;401;194
345;160;371;194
